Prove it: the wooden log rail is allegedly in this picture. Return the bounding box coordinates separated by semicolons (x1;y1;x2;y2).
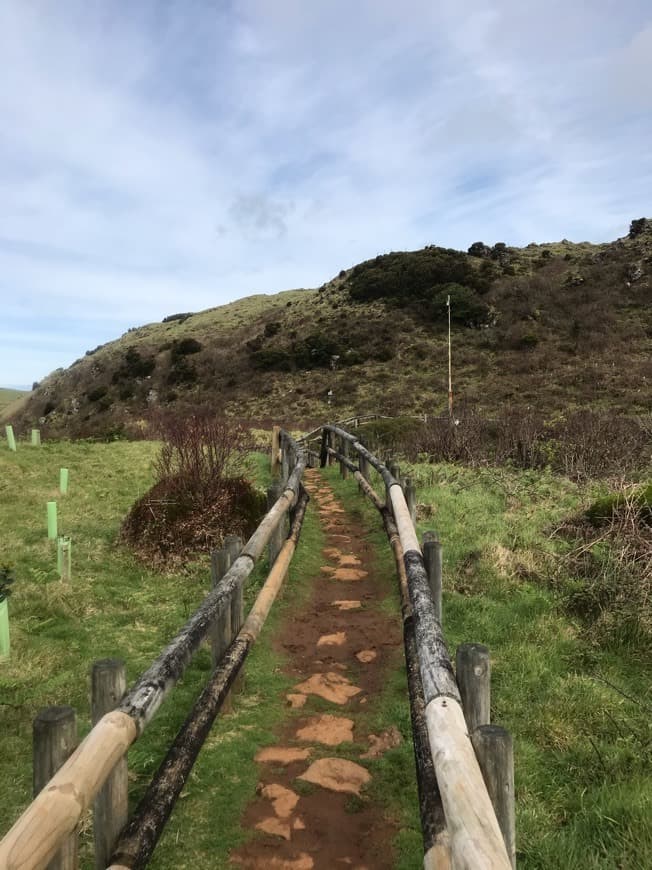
0;431;306;870
322;426;512;870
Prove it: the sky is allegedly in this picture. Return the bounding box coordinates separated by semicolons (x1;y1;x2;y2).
1;1;651;388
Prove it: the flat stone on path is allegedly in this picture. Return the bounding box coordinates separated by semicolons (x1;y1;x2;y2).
261;783;300;818
234;854;314;869
299;758;371;795
338;555;362;567
294;672;361;705
255;817;291;840
255;746;311;764
317;631;347;647
286;693;307;709
333;600;362;610
356;649;377;663
333;567;368;582
295;714;354;746
361;727;403;759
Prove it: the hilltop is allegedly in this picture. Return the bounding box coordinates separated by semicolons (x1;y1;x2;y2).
10;219;652;436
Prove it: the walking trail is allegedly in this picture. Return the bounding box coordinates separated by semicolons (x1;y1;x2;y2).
232;467;404;869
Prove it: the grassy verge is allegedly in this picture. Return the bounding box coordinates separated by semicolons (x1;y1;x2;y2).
403;462;651;868
0;441;320;867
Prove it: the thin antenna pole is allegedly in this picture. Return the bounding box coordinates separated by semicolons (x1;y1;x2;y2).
447;295;453;418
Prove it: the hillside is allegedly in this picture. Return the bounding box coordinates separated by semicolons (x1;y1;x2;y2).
11;220;652;436
0;388;29;422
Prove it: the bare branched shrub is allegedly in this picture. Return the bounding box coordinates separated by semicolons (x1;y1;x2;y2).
121;409;263;562
553;486;652;652
402;410;650;479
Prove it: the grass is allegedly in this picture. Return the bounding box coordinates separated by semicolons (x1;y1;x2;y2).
0;387;28;421
0;438;321;868
400;461;652;867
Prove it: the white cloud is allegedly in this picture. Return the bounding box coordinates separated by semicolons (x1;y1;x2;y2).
1;0;651;384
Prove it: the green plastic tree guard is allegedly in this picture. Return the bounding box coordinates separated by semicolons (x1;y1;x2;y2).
31;429;41;446
57;537;71;581
5;425;16;452
0;599;9;661
60;468;69;495
47;501;58;540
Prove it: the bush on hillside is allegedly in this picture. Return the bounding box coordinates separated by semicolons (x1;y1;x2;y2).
121;410;262;562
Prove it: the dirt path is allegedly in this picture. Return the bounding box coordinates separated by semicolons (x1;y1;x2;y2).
232;468;403;869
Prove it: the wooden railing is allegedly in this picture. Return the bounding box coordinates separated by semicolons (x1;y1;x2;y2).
0;431;307;870
311;423;516;870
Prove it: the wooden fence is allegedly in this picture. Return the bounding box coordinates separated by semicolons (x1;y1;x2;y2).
307;423;516;870
0;431;307;870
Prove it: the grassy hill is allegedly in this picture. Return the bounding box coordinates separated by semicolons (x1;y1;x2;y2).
0;388;29;422
10;219;652;437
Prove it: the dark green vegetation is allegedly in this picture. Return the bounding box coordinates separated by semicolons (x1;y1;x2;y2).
9;219;652;437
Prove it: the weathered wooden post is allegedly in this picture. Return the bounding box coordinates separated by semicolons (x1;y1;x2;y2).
92;660;128;870
210;547;234;712
358;452;369;483
404;477;417;524
422;532;443;625
280;432;290;484
267;483;284;565
327;430;335;466
340;438;350;480
225;535;245;697
456;642;491;733
271;425;281;477
33;707;78;870
471;725;516;868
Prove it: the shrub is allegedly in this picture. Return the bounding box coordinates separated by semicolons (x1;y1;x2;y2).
0;566;14;603
264;321;282;338
162;312;193;323
121;410;262;562
113;347;156;381
171;337;202;358
467;241;491;258
429;283;490;326
87;386;108;402
629;218;648;239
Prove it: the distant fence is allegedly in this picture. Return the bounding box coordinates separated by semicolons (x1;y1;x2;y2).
303;423;516;870
0;431;308;870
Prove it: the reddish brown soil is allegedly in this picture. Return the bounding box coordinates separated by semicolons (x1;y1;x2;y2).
231;468;403;869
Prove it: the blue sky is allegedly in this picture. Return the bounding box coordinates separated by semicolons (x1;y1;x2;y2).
1;0;651;387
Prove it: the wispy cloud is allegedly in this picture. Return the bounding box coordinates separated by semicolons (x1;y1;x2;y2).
1;0;651;383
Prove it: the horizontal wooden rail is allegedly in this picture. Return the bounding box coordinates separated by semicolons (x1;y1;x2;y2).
322;428;511;870
0;431;306;870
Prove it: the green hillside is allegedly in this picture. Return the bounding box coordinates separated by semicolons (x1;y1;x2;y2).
9;219;652;437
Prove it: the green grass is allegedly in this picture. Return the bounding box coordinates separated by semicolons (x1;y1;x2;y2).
401;461;652;867
0;441;321;868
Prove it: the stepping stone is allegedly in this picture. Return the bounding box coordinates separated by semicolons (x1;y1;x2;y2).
255;747;311;764
333;600;362;610
294;672;361;705
361;726;403;759
237;853;315;869
320;565;335;575
286;693;307;709
293;817;306;831
255;817;291;840
356;649;377;663
261;783;300;818
322;547;342;559
338;555;362;567
298;758;371;795
333;568;367;582
316;632;347;648
296;714;354;746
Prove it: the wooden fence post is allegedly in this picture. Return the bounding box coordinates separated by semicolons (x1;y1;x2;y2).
327;430;335;466
33;706;78;870
225;535;245;697
91;660;128;870
471;725;516;869
422;532;443;625
404;477;417;524
267;483;284;565
340;438;349;479
271;425;281;478
456;643;491;733
210;547;233;712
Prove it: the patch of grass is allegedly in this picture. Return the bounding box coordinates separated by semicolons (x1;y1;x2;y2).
0;443;321;868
